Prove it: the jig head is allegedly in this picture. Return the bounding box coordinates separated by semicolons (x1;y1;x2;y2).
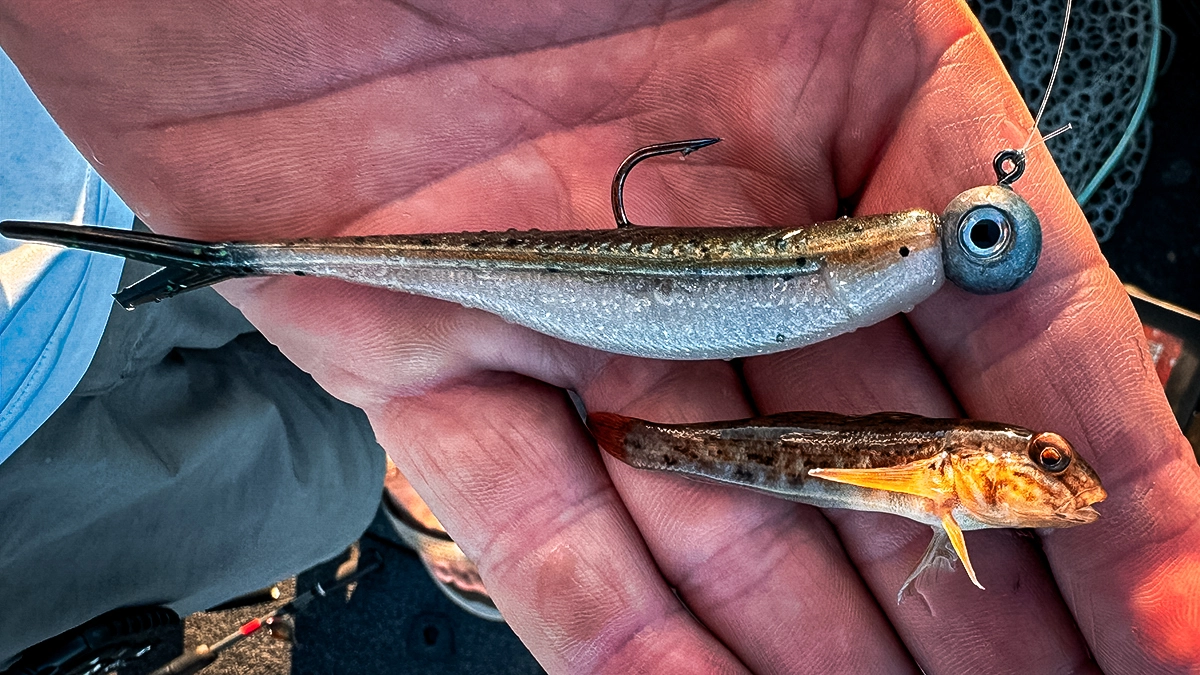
938;148;1041;295
937;0;1080;295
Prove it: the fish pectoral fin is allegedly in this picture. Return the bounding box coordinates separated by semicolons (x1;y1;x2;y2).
897;526;959;604
807;459;949;501
940;511;984;591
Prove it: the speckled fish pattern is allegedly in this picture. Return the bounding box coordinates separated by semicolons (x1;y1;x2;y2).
588;411;1038;528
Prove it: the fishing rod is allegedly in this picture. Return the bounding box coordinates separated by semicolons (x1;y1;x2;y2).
148;551;382;675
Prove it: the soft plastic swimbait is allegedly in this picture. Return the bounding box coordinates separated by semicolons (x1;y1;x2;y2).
0;140;1043;360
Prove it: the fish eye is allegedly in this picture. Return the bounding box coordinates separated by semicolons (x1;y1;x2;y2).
1030;434;1073;473
1037;446;1070;472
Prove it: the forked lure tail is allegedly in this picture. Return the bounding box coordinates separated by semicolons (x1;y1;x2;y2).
0;220;251;308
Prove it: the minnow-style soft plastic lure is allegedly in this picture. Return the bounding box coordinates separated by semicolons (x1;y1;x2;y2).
588;411;1106;601
0;140;1042;360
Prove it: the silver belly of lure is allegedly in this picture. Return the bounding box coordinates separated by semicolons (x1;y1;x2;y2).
0;140;1041;360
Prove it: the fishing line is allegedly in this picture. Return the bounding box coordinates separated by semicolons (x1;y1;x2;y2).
1022;0;1074;153
1026;123;1073;153
995;0;1074;189
998;0;1161;221
1075;0;1161;206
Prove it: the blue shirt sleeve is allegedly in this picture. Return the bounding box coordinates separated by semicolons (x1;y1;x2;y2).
0;48;135;465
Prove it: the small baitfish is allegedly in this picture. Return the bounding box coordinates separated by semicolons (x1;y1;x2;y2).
0;140;1042;360
587;410;1106;601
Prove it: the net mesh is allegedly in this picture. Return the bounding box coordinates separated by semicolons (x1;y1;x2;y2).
970;0;1159;241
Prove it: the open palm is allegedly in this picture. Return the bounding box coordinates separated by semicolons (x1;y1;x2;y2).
3;0;1197;672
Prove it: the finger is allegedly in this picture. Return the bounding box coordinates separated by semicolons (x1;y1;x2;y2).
860;21;1200;672
370;374;749;674
575;357;918;674
744;318;1099;674
247;273;914;673
0;0;702;238
3;0;920;245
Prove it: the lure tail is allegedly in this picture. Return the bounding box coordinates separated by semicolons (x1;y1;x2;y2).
0;220;252;308
112;264;242;309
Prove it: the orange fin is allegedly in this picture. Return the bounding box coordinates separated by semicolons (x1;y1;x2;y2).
807;456;951;501
587;413;636;461
940;512;984;590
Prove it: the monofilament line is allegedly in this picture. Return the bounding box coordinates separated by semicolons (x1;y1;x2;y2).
1026;122;1073;152
1022;0;1074;152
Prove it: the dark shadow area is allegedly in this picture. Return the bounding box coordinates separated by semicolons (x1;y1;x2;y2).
288;509;544;675
122;620;185;675
1100;0;1200;313
0;606;183;675
95;508;543;675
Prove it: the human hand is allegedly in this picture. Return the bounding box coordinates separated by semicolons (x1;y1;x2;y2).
3;0;1196;671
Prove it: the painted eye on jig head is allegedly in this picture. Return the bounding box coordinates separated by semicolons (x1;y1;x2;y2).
940;171;1042;295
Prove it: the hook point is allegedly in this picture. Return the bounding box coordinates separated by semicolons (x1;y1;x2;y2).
611;138;722;227
680;137;722;156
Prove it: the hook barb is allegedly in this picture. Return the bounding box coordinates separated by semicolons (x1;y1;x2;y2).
611;138;721;227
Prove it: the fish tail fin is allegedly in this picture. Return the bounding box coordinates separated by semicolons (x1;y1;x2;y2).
586;412;637;460
0;220;251;308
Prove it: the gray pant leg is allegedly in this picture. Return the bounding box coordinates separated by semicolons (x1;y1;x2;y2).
0;263;385;661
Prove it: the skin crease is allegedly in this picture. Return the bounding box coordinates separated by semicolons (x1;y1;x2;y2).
2;0;1198;672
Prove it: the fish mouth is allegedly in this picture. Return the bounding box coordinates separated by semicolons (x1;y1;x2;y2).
1071;485;1108;509
1053;486;1107;524
1054;504;1100;524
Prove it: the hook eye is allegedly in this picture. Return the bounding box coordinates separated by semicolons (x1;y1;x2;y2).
958;206;1013;259
993;149;1026;186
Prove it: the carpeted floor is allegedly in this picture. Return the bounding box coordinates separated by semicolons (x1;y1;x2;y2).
122;507;545;675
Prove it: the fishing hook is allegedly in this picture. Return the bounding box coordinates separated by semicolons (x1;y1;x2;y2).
611;137;721;227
